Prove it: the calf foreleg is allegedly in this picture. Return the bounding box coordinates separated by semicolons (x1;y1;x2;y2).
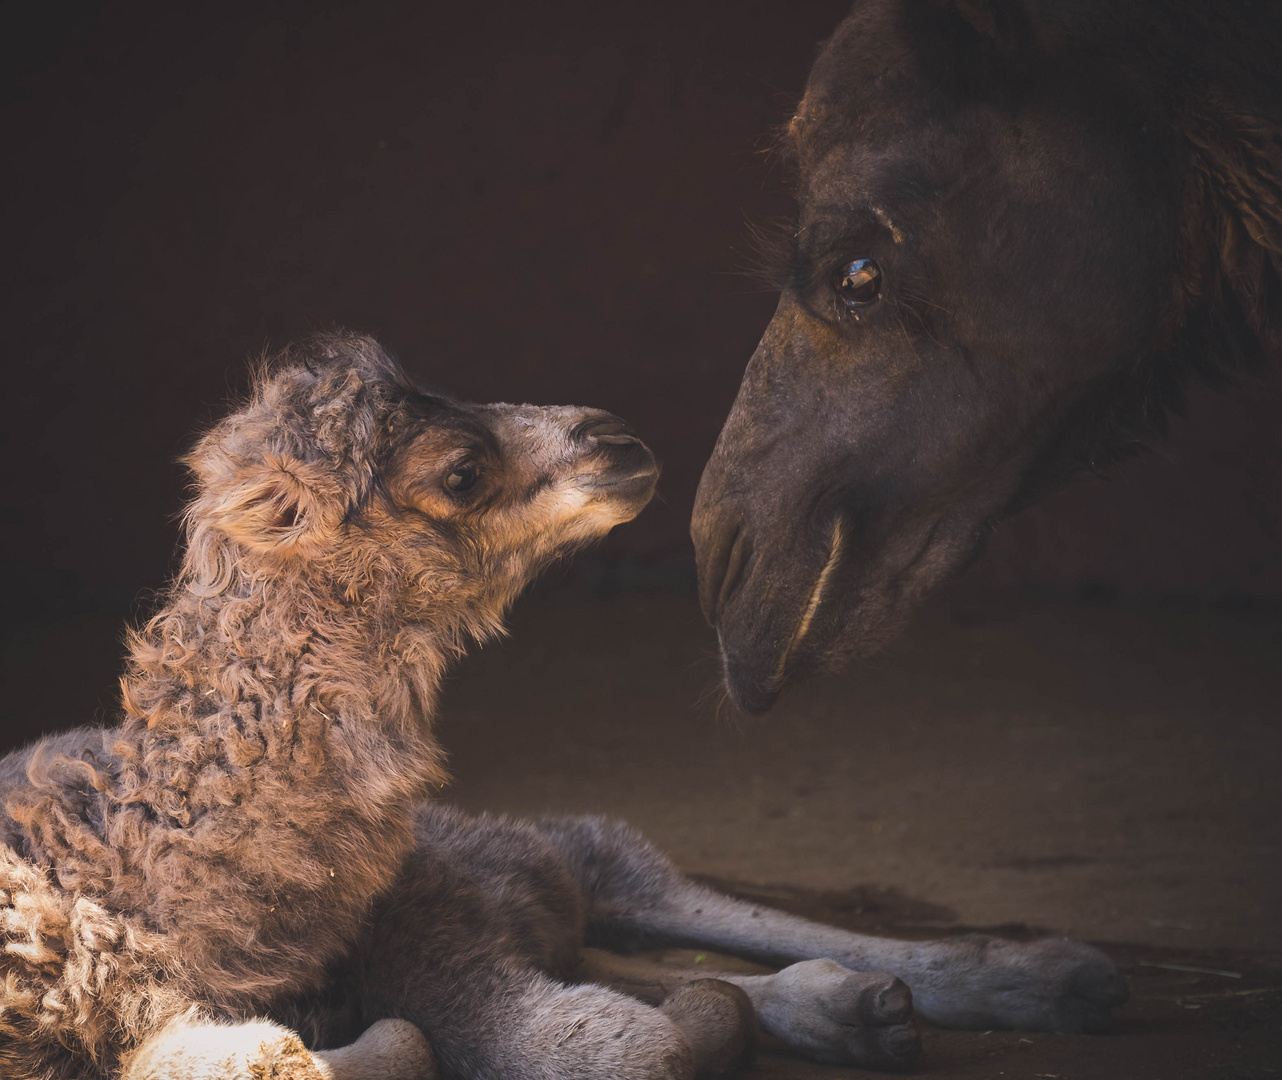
119;1015;436;1080
536;817;1127;1034
577;947;919;1071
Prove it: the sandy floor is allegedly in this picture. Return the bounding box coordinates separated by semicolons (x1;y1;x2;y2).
434;586;1282;1078
3;584;1279;1076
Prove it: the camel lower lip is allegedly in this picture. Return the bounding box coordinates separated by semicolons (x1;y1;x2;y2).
717;626;783;713
772;515;846;682
714;516;847;713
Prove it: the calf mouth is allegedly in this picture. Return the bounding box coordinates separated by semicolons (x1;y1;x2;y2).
578;466;659;494
573;423;661;511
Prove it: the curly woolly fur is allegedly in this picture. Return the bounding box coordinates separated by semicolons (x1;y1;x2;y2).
0;333;658;1078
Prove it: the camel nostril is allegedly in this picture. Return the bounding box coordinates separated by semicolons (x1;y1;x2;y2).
718;527;752;616
577;417;641;445
697;519;752;623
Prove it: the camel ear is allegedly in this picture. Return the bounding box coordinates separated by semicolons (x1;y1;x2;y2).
908;0;1052;91
200;454;348;555
930;0;1035;54
1182;96;1282;374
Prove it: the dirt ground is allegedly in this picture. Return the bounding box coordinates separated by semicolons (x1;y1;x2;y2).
2;582;1279;1077
434;584;1282;1080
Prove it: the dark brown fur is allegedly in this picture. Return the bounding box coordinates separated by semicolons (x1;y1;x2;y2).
692;0;1282;711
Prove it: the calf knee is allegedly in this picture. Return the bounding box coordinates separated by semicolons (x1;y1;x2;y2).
507;980;696;1080
660;979;755;1076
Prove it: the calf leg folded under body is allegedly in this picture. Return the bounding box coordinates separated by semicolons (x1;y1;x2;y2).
656;979;755;1076
360;954;715;1080
345;844;727;1080
118;1015;435;1080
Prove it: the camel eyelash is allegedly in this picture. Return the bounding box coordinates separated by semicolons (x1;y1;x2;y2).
739;216;803;292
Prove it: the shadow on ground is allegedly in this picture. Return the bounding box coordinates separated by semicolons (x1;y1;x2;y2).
675;879;1282;1079
438;584;1282;1078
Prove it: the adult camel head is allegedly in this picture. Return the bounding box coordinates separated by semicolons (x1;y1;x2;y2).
692;0;1282;712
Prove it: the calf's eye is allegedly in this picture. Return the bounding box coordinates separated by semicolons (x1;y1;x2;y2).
444;464;479;494
836;258;882;307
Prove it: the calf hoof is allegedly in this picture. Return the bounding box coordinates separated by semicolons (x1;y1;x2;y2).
122;1018;337;1080
315;1019;438;1080
907;935;1129;1034
758;960;921;1071
661;978;756;1076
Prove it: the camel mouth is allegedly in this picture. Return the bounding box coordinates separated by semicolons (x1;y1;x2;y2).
711;517;850;714
772;515;845;683
582;470;661;523
712;505;977;712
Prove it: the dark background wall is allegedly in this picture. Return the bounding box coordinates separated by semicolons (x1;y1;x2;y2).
3;0;1280;703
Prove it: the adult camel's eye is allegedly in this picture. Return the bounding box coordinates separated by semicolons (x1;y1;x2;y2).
835;258;882;307
444;463;479;494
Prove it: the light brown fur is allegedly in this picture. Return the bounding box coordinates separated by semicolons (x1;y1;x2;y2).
0;332;658;1078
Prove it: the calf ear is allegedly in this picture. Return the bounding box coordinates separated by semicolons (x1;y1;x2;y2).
196;454;348;556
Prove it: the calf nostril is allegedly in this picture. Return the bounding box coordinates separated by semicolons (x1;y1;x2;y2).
578;417;641;445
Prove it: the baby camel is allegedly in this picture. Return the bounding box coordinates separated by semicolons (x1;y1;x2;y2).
0;333;1126;1079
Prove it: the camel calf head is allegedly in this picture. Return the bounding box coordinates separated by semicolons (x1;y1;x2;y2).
180;331;658;630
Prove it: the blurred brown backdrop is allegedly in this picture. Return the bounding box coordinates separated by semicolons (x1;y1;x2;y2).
3;10;1281;1071
2;0;1281;742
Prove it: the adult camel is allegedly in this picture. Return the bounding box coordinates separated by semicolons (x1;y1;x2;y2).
692;0;1282;711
